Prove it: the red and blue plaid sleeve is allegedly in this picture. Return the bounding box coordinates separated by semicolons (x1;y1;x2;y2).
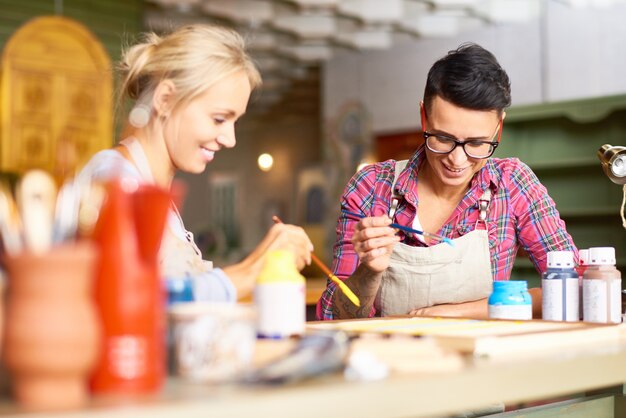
506;159;578;275
316;163;389;320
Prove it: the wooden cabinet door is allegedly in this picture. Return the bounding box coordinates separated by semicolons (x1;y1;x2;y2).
1;15;112;180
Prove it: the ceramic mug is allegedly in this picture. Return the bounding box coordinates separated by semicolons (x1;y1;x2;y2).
168;302;256;382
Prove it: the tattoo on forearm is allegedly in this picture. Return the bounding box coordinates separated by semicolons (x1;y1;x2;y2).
332;266;383;319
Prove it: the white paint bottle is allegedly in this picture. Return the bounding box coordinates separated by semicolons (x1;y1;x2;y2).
542;250;579;322
576;249;589;320
582;247;622;324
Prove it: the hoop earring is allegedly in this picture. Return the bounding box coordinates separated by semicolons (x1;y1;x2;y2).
129;103;151;128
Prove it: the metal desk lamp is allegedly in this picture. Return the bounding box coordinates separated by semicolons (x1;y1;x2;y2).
598;144;626;229
598;144;626;185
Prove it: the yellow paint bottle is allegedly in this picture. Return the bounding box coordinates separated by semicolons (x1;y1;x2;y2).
254;250;306;338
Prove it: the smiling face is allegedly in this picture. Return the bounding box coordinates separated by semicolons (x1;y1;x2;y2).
163;70;252;174
422;96;501;191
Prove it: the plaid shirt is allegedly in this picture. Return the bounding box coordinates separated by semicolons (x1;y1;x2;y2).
317;146;577;320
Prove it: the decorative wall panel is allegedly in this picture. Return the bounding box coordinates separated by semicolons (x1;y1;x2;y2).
1;15;112;180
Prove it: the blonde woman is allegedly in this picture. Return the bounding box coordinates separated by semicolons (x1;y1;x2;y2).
79;24;313;302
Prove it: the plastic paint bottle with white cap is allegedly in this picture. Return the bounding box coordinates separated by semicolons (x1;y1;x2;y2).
542;250;579;322
254;249;306;338
576;249;589;320
582;247;622;324
576;249;590;278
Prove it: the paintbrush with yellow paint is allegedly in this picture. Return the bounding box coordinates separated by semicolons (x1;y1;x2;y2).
272;216;360;307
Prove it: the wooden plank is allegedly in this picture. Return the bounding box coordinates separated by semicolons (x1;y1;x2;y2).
497;395;617;418
308;317;626;358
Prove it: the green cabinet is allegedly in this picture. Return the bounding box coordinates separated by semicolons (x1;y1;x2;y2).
497;95;626;287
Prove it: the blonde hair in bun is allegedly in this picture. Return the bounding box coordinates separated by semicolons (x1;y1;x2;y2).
118;24;261;123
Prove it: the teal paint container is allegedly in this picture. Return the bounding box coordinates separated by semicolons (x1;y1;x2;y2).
488;281;532;320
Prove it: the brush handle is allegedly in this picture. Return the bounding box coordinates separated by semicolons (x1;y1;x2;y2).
328;273;361;308
17;170;57;254
272;216;361;307
311;253;360;307
0;185;23;255
341;210;453;247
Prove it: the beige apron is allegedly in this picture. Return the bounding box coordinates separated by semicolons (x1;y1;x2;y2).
121;139;211;279
376;160;493;317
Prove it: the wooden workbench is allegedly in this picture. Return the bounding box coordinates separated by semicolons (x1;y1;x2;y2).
0;327;625;417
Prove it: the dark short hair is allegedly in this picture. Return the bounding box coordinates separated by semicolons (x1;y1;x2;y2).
423;43;511;114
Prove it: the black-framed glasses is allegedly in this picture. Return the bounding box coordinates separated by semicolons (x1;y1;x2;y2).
423;122;502;159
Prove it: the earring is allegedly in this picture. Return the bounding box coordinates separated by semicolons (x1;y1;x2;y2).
129;103;151;128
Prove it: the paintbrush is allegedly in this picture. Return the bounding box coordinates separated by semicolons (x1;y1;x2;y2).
17;170;57;254
342;210;455;247
272;216;361;307
0;182;23;255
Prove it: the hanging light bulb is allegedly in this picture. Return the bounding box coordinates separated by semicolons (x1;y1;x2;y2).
258;153;274;172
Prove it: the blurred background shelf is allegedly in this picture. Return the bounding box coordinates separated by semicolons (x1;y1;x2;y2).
499;96;626;287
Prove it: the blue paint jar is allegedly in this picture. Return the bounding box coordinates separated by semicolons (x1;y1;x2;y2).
165;277;194;374
488;281;532;320
166;277;194;305
542;251;579;322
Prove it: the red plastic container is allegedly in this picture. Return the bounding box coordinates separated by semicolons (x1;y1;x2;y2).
90;181;171;394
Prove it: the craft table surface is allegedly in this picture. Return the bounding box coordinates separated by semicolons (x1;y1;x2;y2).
1;324;626;417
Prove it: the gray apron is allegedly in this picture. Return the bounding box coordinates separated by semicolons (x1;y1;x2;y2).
376;160;493;317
